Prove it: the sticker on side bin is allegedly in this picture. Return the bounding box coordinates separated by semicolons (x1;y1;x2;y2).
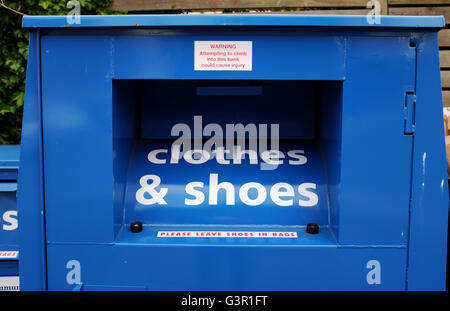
157;231;298;238
194;41;252;71
0;251;18;259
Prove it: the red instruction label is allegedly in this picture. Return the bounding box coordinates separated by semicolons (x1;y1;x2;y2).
194;41;252;71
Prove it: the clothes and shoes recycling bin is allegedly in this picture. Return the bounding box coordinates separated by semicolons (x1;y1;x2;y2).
0;145;20;291
19;14;449;291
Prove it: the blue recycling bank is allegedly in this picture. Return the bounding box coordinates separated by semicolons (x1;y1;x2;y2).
17;14;449;290
0;146;20;278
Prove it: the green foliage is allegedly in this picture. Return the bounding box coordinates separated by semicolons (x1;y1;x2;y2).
0;0;119;144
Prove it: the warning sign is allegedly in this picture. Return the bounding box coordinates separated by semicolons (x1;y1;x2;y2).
157;231;297;238
194;41;252;71
0;251;18;259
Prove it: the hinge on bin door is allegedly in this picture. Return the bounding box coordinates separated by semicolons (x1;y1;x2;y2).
404;92;416;135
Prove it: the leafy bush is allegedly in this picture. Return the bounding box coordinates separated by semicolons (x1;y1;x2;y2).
0;0;118;144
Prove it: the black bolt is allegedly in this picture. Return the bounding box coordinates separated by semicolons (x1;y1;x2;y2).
306;223;319;235
130;221;143;233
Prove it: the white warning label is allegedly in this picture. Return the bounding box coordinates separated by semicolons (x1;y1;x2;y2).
157;231;297;238
0;251;18;259
194;41;252;71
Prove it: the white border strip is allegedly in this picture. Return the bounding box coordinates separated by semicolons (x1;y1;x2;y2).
157;231;297;238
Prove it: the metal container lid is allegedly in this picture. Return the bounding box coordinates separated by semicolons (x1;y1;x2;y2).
22;14;445;30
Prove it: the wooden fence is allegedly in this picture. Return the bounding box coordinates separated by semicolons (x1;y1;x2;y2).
111;0;450;106
111;0;389;15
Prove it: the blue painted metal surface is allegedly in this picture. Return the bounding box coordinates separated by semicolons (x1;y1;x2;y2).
0;145;20;276
0;146;20;181
22;14;444;29
18;31;47;290
19;15;448;291
407;32;449;290
140;80;316;139
124;141;328;226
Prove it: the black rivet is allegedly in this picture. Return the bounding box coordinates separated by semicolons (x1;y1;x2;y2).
130;221;143;233
306;223;319;235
